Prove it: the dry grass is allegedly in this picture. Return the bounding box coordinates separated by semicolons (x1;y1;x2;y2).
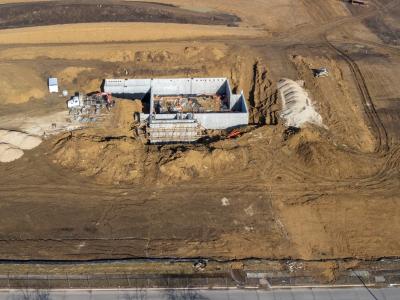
0;0;50;2
132;0;316;30
0;22;261;45
0;63;45;103
0;42;228;62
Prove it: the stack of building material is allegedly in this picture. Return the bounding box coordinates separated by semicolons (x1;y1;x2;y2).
147;118;202;143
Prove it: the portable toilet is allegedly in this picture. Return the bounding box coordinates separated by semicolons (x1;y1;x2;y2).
48;77;59;93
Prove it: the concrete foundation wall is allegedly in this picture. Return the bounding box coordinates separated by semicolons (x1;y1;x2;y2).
105;78;227;96
226;80;233;109
143;113;248;130
104;79;151;95
106;77;249;131
151;78;226;95
194;113;248;129
232;93;248;112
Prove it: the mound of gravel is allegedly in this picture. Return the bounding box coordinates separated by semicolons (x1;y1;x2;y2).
278;78;323;128
0;143;24;163
0;129;42;150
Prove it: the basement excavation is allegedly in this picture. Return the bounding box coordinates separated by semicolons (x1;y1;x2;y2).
104;77;249;143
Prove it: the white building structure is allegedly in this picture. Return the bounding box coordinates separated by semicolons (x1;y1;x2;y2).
104;77;249;143
48;78;59;93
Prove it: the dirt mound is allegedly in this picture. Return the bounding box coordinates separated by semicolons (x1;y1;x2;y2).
0;143;24;163
0;129;42;150
0;129;42;163
51;128;246;185
52;132;146;184
284;126;377;179
160;148;239;181
110;99;143;135
278;78;323;128
50;99;248;185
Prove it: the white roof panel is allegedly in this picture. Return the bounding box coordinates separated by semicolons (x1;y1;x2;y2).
48;77;58;86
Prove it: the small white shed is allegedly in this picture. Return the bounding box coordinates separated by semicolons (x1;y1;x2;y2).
48;77;59;93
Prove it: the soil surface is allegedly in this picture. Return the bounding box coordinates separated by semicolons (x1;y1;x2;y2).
0;0;399;265
0;1;240;29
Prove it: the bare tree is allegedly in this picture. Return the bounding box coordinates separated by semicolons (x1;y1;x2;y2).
122;287;147;300
13;289;51;300
164;288;206;300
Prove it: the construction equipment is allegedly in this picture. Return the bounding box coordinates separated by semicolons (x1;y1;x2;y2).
349;0;368;6
67;92;114;121
313;68;329;78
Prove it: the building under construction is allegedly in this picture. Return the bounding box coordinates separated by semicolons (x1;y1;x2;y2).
104;78;249;143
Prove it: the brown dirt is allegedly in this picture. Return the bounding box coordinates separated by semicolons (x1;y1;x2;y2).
364;4;400;45
0;62;45;104
0;1;240;29
290;53;375;152
0;22;260;45
0;0;399;265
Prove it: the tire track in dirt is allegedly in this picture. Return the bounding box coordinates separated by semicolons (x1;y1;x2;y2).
266;0;399;194
324;36;389;153
273;0;397;189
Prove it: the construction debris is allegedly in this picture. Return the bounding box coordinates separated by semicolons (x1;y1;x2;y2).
154;94;229;113
67;92;115;122
227;128;242;139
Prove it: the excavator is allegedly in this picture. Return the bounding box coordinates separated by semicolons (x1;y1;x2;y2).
89;92;114;109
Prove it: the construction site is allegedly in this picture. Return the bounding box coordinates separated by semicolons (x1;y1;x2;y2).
104;77;248;142
0;0;399;291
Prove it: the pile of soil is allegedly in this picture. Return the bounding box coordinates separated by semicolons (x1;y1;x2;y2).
51;100;246;185
0;143;23;163
0;129;42;150
0;129;42;163
51;130;246;185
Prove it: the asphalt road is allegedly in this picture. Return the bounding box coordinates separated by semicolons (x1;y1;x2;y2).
1;287;400;300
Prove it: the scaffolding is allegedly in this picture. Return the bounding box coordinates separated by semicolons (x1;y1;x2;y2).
147;118;203;144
